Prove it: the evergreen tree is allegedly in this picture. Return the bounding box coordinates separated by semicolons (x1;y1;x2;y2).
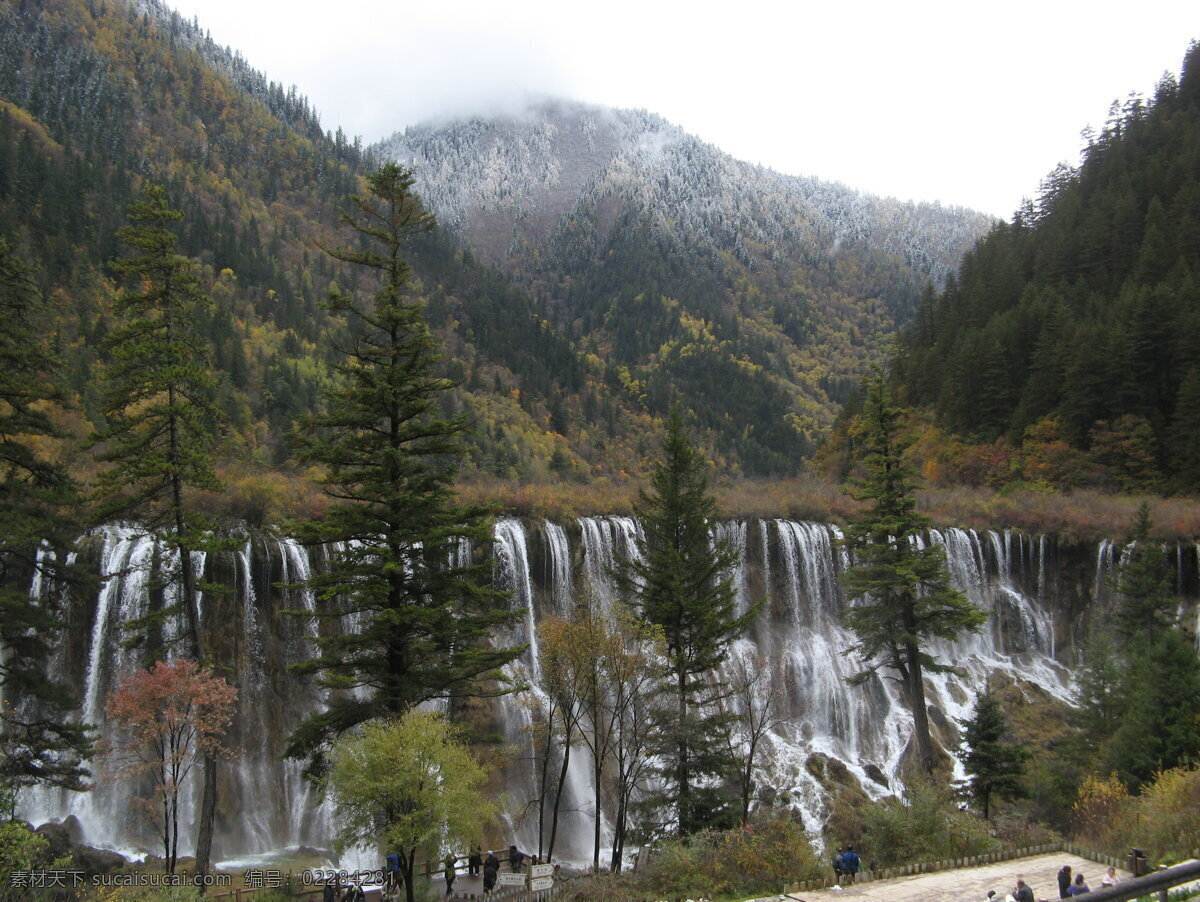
1105;628;1200;789
840;373;985;774
618;406;758;836
284;163;521;774
1098;504;1200;789
1114;502;1174;643
956;689;1028;819
89;184;226;878
0;239;92;794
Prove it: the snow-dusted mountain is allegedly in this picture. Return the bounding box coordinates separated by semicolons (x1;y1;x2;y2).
374;99;996;474
377;97;994;286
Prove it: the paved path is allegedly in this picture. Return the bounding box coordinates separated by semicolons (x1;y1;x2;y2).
784;853;1129;902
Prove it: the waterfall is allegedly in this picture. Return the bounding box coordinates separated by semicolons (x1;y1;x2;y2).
543;520;574;616
18;518;1171;867
578;516;641;616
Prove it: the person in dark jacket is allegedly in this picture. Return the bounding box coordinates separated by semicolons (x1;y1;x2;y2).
509;844;525;872
841;846;861;884
1067;873;1090;896
322;879;338;902
1015;876;1035;902
1058;865;1073;898
444;854;457;898
468;845;482;877
483;855;499;895
832;848;845;882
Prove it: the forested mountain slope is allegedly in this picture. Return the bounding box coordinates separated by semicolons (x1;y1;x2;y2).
379;101;994;472
884;41;1200;494
0;0;991;492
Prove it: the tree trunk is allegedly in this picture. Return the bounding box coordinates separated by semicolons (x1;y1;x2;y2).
904;640;935;773
547;729;571;859
194;753;217;883
403;849;417;902
677;668;689;834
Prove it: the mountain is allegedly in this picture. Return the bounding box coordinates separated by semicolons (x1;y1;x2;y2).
378;100;995;473
879;40;1200;495
0;0;991;496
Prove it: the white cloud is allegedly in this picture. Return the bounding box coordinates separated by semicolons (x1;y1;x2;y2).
176;0;1196;217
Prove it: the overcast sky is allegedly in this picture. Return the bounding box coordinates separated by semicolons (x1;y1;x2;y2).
172;0;1195;218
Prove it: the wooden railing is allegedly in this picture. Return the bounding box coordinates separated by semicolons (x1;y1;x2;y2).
207;844;1200;900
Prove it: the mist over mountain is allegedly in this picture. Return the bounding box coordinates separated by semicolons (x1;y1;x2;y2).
377;99;995;473
380;97;992;286
0;0;994;484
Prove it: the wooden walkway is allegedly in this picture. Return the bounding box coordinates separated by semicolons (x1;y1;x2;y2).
782;852;1130;902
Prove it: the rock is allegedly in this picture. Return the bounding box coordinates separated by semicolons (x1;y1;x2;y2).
73;845;128;876
34;821;75;859
862;764;889;788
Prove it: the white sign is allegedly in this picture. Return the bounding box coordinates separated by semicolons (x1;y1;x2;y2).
530;864;554;878
530;876;554;892
498;873;527;887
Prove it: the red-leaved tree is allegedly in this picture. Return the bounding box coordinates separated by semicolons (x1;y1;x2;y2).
105;660;237;873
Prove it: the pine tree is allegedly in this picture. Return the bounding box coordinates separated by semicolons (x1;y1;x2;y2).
1114;502;1174;643
0;239;92;795
284;163;521;773
840;372;985;774
956;689;1028;819
618;406;758;835
90;184;226;879
1098;503;1200;788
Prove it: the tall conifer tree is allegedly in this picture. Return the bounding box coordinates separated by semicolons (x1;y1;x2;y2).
840;372;984;774
90;184;226;879
285;164;520;773
956;689;1028;819
0;239;92;795
618;406;758;835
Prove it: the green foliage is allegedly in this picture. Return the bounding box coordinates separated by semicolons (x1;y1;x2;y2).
1104;629;1200;790
0;821;51;902
1073;766;1200;863
285;164;521;774
839;373;985;772
956;690;1029;819
0;239;92;793
630;816;822;900
856;778;1000;868
1114;502;1175;642
890;41;1200;492
89;184;227;660
325;711;495;902
619;407;758;836
91;884;203;902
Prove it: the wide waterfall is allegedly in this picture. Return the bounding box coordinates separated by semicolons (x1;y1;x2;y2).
17;519;1197;865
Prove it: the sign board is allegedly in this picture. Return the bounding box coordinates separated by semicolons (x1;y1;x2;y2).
530;864;554;879
498;873;527;887
530;876;554;892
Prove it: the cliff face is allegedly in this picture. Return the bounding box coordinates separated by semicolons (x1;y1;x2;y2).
21;520;1198;863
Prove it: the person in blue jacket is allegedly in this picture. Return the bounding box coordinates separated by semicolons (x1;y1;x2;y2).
842;846;861;883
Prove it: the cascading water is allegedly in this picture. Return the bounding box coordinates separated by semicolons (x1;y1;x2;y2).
19;518;1191;868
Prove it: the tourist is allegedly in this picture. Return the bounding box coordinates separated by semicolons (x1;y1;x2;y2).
1102;867;1120;888
842;846;861;884
509;843;525;872
445;854;457;897
483;855;498;895
832;847;845;882
1058;865;1073;899
469;845;483;877
1067;873;1090;896
1015;876;1035;902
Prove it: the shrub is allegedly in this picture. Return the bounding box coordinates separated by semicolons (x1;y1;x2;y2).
856;778;999;867
0;822;50;902
635;816;824;899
